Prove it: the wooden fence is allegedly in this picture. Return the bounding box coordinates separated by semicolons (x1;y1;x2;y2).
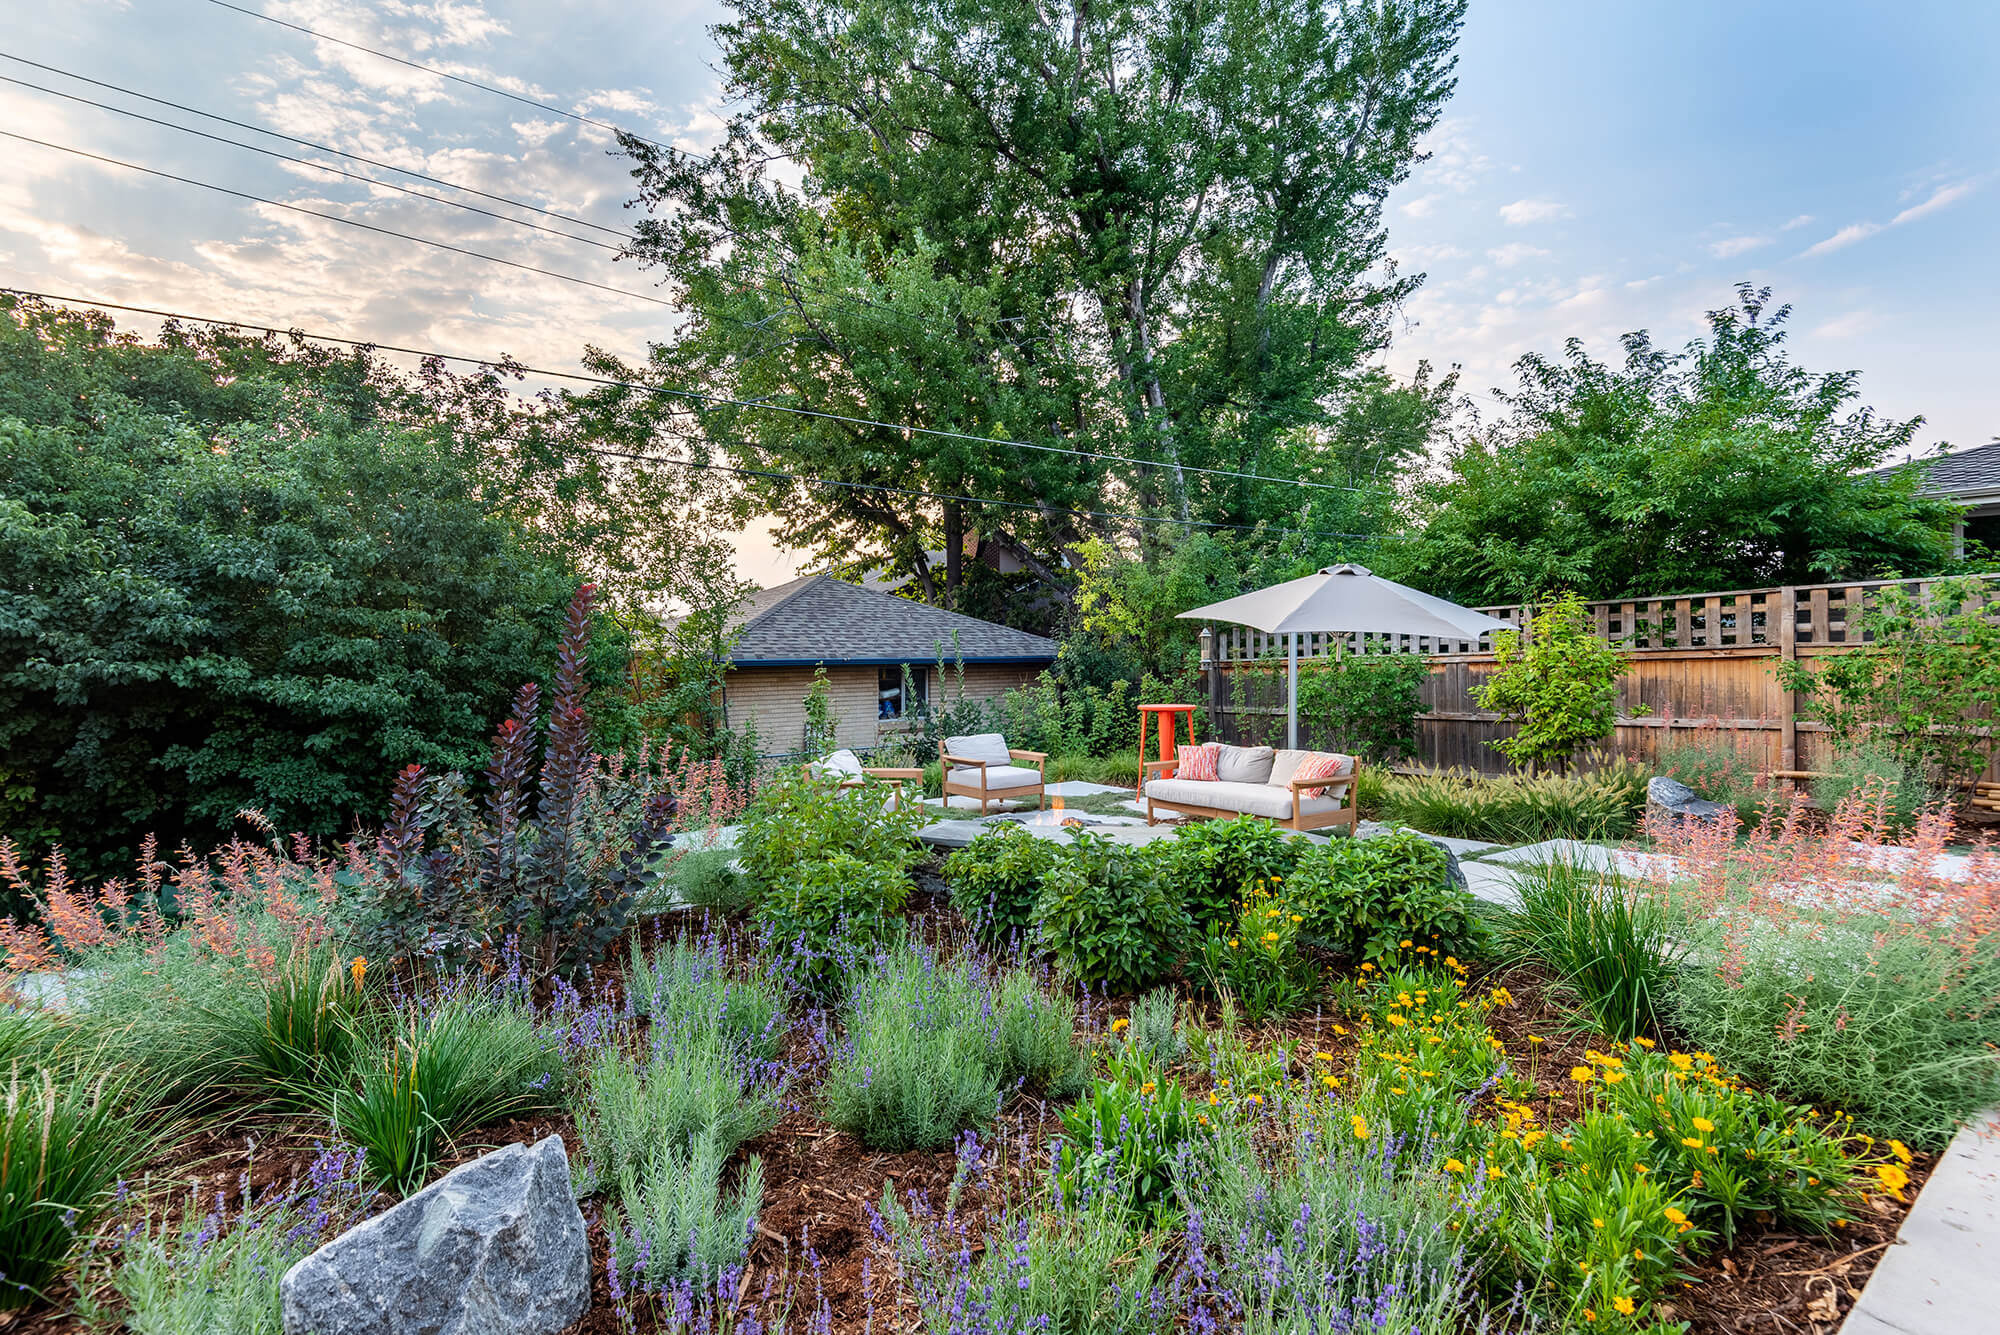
1200;576;2000;783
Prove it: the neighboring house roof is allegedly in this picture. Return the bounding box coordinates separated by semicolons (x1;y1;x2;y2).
722;574;1059;667
1875;441;2000;508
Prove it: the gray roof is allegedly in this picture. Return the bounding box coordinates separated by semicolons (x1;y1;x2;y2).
1875;441;2000;499
724;574;1058;667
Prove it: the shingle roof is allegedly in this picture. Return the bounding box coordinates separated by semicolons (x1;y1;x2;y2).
1875;441;2000;498
724;574;1059;666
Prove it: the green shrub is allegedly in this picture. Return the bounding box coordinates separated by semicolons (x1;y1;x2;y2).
1037;833;1190;992
754;852;912;998
993;969;1090;1099
1671;917;2000;1149
320;988;565;1193
1125;987;1186;1066
1;1068;149;1310
1198;880;1317;1021
657;848;757;915
1295;649;1430;764
1379;761;1647;843
574;1028;783;1193
736;766;925;889
1498;856;1682;1040
1812;742;1936;834
627;934;786;1061
945;825;1066;949
1473;592;1627;774
1658;733;1776;826
1150;815;1302;930
1053;1046;1199;1218
1287;830;1480;963
607;1129;762;1288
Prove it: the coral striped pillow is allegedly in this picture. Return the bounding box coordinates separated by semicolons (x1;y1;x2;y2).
1292;752;1353;799
1175;743;1220;782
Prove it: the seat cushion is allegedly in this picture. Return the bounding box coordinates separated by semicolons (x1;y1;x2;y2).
812;748;866;780
949;763;1042;791
1291;751;1355;799
944;732;1012;766
1217;744;1276;784
1175;742;1220;782
1145;778;1338;820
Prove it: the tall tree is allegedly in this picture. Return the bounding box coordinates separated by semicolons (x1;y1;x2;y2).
1390;286;1963;605
609;0;1466;602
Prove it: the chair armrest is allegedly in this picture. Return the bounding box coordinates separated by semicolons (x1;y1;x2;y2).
941;753;986;769
862;767;924;780
1142;759;1179;778
1008;749;1048;763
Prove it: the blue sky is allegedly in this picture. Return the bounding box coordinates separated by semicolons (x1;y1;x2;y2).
4;1;1994;586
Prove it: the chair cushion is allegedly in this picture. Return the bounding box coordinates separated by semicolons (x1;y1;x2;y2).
813;749;866;780
944;732;1012;766
1145;778;1341;820
1175;742;1220;782
1217;744;1276;785
1291;752;1354;800
949;763;1043;791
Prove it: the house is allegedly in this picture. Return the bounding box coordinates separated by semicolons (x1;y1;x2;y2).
1878;440;2000;554
712;574;1059;754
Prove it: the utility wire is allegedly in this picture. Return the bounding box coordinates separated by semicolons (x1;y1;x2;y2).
0;131;677;308
200;0;707;164
1;289;1402;528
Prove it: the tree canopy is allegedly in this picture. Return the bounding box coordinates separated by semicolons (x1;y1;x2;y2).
1390;286;1963;605
608;0;1468;607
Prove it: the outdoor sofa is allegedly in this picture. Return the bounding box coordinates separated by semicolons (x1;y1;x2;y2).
942;732;1048;814
1142;743;1358;834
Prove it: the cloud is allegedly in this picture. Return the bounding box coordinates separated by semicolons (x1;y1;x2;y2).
1399;193;1442;219
1800;181;1975;257
1813;310;1873;338
1780;213;1814;231
1708;234;1768;259
1498;198;1568;225
1411;118;1491;193
1487;243;1549;268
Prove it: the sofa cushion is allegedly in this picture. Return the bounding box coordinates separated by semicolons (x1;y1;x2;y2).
1145;778;1341;821
1291;751;1354;799
1216;744;1275;785
1268;749;1312;787
1176;742;1220;782
945;733;1012;766
950;763;1042;792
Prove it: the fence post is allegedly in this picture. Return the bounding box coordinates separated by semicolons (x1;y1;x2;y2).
1778;586;1798;772
1202;625;1224;740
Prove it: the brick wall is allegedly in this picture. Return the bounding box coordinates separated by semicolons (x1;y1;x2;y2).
723;662;1047;755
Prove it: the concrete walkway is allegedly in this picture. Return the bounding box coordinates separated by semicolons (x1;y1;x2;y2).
1843;1114;2000;1335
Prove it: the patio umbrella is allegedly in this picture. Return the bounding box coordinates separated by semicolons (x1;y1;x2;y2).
1178;564;1512;748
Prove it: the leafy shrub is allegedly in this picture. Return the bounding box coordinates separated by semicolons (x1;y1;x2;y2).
575;1028;783;1194
1498;856;1682;1040
1379;760;1647;843
627;934;787;1062
1;1068;148;1310
321;988;565;1192
1053;1046;1199;1218
1658;732;1776;826
1036;833;1190;992
607;1129;762;1288
754;852;912;998
1811;742;1936;834
1198;879;1316;1020
658;848;757;915
945;825;1066;949
1124;987;1186;1066
1149;815;1302;931
1296;649;1431;763
1287;831;1480;962
736;766;926;889
105;1144;369;1335
1473;592;1628;774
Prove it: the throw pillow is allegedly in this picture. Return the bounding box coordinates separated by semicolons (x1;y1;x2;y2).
1216;744;1276;785
1292;752;1353;799
1175;743;1220;782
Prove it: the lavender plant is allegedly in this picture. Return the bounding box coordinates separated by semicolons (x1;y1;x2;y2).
627;931;788;1062
607;1128;763;1289
574;1027;784;1195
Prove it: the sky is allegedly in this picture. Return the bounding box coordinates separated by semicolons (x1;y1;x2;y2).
4;0;1996;589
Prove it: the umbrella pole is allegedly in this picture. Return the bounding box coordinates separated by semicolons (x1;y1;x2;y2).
1287;632;1298;749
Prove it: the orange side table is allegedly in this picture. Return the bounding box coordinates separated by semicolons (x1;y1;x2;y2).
1137;703;1198;789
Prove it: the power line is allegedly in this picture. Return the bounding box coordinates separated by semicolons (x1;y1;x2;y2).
0;73;623;252
200;0;706;165
0;131;677;309
0;289;1404;541
0;51;631;240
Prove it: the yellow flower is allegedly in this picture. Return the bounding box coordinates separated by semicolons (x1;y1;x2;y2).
1528;1035;1545;1044
1570;1066;1594;1083
349;956;367;989
1314;1051;1334;1062
1267;907;1281;917
1889;1139;1913;1165
1262;931;1280;943
1582;1309;1596;1323
1400;939;1413;948
1444;1158;1467;1174
1229;939;1239;948
1290;914;1303;922
1111;1017;1130;1033
1692;1117;1715;1133
1351;1114;1370;1140
1487;1166;1505;1180
1613;1296;1636;1316
1332;1024;1348;1036
1681;1137;1703;1149
1875;1163;1910;1200
1602;1070;1625;1084
1390;1087;1406;1095
1633;1036;1655;1049
1322;1075;1339;1088
1140;1082;1157;1096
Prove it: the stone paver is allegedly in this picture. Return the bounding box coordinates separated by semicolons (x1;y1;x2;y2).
669;824;740;853
1355;821;1503;858
1843;1114;2000;1335
1043;780;1134;798
1481;839;1683;882
1459;861;1526;909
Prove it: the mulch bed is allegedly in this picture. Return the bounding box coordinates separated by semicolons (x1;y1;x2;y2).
1;944;1933;1335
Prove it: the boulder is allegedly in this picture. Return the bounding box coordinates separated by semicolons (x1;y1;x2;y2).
1646;775;1732;825
281;1135;589;1335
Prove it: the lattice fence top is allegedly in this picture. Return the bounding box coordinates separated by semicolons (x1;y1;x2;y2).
1204;574;1999;662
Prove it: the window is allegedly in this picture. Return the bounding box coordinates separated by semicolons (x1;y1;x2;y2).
878;665;928;720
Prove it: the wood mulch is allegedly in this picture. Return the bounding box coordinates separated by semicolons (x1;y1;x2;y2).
1;924;1932;1335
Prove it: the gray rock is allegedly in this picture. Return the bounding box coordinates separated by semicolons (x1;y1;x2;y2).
281;1135;589;1335
1646;775;1731;824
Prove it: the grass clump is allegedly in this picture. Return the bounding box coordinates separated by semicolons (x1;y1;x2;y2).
1123;987;1186;1066
1;1068;151;1310
657;848;757;915
1379;759;1648;843
1498;855;1683;1040
823;941;1085;1150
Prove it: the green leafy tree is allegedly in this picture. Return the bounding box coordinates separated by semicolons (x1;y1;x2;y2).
1395;287;1963;605
609;0;1467;599
1472;593;1626;774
